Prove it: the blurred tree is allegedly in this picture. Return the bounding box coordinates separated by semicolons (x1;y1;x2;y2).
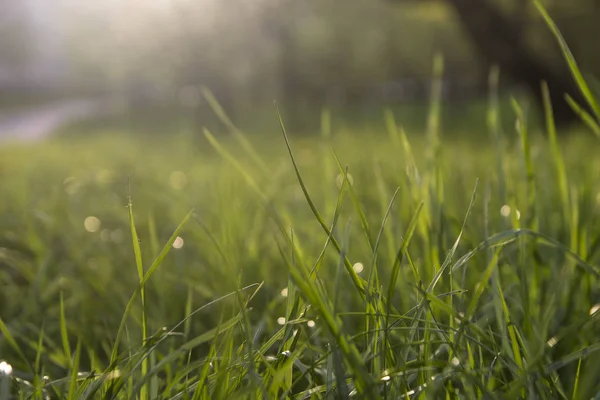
38;0;600;127
391;0;598;125
448;0;592;124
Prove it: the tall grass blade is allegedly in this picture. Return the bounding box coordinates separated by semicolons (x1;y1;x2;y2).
534;0;600;120
127;194;148;400
275;103;368;297
565;95;600;137
59;292;72;369
111;208;194;363
202;87;270;174
542;82;570;226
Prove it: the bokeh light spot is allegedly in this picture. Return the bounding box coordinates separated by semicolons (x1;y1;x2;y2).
169;171;188;190
84;216;101;232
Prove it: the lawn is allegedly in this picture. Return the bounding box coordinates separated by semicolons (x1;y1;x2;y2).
1;90;600;399
2;8;600;395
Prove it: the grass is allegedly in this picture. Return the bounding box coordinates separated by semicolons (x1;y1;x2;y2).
1;5;600;399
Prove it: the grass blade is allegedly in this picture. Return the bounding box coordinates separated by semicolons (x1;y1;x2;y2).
534;0;600;120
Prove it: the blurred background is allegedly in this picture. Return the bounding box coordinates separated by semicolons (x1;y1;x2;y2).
1;0;599;140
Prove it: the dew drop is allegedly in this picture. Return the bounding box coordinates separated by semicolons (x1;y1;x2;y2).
353;262;364;274
173;236;184;249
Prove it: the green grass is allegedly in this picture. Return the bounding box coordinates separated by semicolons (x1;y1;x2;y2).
1;6;600;399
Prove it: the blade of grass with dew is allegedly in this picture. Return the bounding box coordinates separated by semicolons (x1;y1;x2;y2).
127;194;148;400
110;208;194;363
534;0;600;120
275;103;368;298
59;291;72;370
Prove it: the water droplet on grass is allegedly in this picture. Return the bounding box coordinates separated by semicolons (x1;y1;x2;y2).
173;236;184;249
353;262;364;273
0;361;12;375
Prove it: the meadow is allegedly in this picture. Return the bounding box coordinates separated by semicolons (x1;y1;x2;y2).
1;7;600;399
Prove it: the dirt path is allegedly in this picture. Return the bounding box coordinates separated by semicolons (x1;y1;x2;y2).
0;98;110;142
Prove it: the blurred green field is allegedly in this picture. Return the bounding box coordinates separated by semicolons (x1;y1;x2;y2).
1;94;600;398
